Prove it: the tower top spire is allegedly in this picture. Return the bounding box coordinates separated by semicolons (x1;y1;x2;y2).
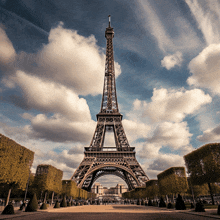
100;15;118;114
108;15;111;27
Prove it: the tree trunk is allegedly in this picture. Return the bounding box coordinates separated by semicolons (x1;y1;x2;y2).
208;182;214;205
40;191;43;202
6;188;12;206
44;191;47;203
51;191;54;205
166;195;168;203
190;183;195;203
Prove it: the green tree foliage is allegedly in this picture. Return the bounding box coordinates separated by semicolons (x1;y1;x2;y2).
184;143;220;184
187;177;209;198
122;187;146;199
2;204;14;215
62;180;90;200
190;183;209;198
60;197;67;207
211;183;220;194
157;167;188;196
54;200;60;208
184;143;220;204
134;187;146;199
188;179;220;198
62;180;79;199
40;203;47;210
87;192;96;199
0;134;34;204
33;164;63;198
145;180;159;199
25;193;38;212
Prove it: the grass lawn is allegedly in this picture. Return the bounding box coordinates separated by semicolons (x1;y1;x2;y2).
172;203;218;210
204;204;218;209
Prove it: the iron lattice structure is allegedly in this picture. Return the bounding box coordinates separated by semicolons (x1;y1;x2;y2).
71;16;149;191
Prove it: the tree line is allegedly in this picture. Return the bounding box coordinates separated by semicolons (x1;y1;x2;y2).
123;143;220;205
1;133;220;205
0;133;95;206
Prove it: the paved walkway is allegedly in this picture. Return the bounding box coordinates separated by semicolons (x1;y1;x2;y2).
0;205;220;219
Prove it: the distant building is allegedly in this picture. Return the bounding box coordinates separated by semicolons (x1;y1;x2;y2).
91;182;128;199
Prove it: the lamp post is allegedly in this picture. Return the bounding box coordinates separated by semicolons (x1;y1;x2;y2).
24;161;32;204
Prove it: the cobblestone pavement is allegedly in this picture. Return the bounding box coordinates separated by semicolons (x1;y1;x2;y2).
1;205;220;220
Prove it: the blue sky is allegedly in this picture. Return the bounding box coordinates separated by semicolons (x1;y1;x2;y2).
1;0;220;187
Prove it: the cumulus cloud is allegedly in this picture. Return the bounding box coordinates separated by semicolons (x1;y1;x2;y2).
2;69;98;143
141;152;186;179
197;124;220;142
142;88;212;123
32;147;84;179
138;143;161;159
0;22;123;144
148;154;185;171
161;51;183;70
126;87;211;168
187;44;220;95
126;86;212;177
147;121;192;149
0;122;28;142
122;119;150;143
5;71;92;121
185;0;220;45
15;22;121;96
0;25;16;70
24;113;95;143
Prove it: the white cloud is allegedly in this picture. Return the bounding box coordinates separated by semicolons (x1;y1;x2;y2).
161;51;183;70
142;88;212;123
197;124;220;142
7;70;91;121
0;25;16;68
141;153;186;179
187;44;220;95
16;22;121;96
185;0;220;45
24;113;95;143
147;121;192;150
2;70;97;143
126;87;211;169
125;86;211;178
138;143;161;159
148;154;185;172
32;148;84;179
122;119;150;143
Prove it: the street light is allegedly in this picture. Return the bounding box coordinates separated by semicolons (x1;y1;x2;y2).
24;161;32;204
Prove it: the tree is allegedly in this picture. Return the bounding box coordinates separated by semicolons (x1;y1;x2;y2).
157;167;188;200
62;180;78;200
184;143;220;205
187;177;209;199
25;193;38;212
0;134;34;206
33;164;63;201
145;180;159;200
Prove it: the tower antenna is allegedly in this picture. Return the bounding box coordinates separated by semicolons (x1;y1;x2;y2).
108;15;111;27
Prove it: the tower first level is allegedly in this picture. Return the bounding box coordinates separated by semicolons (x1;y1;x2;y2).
72;150;148;191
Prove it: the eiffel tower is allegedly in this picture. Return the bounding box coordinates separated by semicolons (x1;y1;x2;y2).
71;16;149;191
